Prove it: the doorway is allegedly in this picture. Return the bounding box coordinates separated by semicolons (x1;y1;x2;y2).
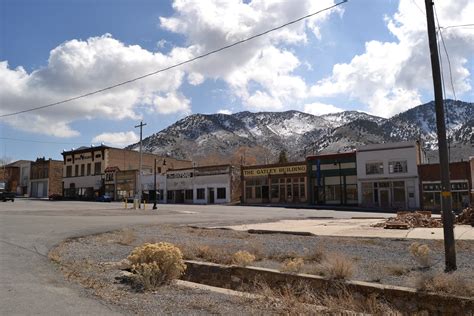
208;188;215;204
379;189;390;208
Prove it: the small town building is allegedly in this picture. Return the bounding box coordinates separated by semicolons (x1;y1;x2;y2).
307;152;358;206
0;160;32;195
356;141;424;209
29;158;63;198
61;145;191;199
419;161;472;212
166;164;239;204
242;161;307;205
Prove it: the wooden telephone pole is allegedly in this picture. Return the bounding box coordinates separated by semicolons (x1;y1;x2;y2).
424;0;456;271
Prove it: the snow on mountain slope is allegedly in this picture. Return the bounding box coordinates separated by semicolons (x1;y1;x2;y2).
127;100;473;163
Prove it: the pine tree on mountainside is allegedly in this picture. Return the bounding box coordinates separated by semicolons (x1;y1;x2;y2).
278;150;288;163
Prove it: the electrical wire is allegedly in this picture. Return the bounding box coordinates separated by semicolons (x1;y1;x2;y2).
434;4;458;162
441;23;474;30
0;136;90;145
0;0;347;119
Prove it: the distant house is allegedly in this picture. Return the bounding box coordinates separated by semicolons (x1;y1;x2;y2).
0;160;32;195
356;141;425;210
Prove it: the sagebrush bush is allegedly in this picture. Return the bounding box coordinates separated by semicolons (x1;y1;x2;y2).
281;257;304;273
319;253;354;280
232;250;256;266
127;242;186;290
409;242;432;268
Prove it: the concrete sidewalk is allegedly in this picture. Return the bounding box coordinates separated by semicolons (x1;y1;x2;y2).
225;218;474;240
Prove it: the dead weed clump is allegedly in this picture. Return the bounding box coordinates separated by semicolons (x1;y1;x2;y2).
252;280;400;315
280;257;305;274
116;229;136;246
303;245;326;263
409;242;432;268
316;253;355;280
416;272;473;297
232;250;256;266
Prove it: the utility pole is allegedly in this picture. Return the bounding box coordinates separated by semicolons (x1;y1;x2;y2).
424;0;456;271
135;121;147;209
153;158;157;210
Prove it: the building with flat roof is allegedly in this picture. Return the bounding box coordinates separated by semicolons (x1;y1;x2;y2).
30;158;63;198
61;145;191;199
307;152;358;206
242;161;307;205
418;161;471;212
356;141;425;210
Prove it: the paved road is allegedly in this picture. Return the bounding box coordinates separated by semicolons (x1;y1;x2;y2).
0;199;391;315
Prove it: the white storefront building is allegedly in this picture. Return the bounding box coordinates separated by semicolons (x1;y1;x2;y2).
356;141;425;210
165;165;238;204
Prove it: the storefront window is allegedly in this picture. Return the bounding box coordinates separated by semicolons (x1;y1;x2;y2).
271;185;279;198
346;184;357;202
217;188;226;199
366;162;383;175
185;189;193;200
197;188;205;200
255;186;262;199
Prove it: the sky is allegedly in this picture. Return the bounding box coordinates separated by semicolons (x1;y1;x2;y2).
1;0;473;162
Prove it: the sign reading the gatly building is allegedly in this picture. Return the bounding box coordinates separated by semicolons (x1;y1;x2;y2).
244;165;306;177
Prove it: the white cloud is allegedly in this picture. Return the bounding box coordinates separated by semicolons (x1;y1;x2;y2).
92;131;139;147
152;92;191;115
310;0;474;118
303;102;344;116
0;34;189;137
217;109;232;115
160;0;342;111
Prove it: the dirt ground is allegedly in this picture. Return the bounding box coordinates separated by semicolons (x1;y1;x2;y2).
50;224;474;315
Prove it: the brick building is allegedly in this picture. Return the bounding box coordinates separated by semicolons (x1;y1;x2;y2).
418;161;472;212
61;145;191;199
30;158;63;198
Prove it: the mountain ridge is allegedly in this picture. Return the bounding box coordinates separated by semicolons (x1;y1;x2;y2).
127;100;473;164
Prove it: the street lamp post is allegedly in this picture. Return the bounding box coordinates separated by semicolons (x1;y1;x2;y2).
153;158;157;210
334;160;343;205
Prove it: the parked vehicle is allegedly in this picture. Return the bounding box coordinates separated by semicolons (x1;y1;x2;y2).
1;191;15;202
96;195;112;202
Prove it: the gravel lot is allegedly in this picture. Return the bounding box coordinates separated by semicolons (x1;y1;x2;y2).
52;223;474;314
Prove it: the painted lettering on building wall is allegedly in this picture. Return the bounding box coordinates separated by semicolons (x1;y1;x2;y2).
244;165;306;177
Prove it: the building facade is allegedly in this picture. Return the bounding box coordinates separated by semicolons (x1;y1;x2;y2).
62;145;191;199
356;141;424;209
471;156;474;204
30;158;63;198
166;165;239;204
419;161;472;212
0;160;32;194
307;152;358;206
242;162;307;205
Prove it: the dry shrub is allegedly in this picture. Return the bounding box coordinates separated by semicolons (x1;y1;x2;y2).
386;265;410;276
303;245;325;263
416;272;473;297
318;253;354;280
232;250;256;266
409;242;432;268
127;242;186;290
252;280;400;315
194;245;232;264
281;257;304;274
116;229;136;246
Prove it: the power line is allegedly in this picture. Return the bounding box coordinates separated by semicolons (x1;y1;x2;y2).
0;0;348;119
0;136;90;145
441;23;474;29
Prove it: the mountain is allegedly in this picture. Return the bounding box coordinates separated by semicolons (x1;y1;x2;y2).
127;100;473;164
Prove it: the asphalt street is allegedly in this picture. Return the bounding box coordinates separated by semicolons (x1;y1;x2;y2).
0;199;391;315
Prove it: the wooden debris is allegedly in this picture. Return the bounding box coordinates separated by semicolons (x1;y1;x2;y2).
373;211;443;229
